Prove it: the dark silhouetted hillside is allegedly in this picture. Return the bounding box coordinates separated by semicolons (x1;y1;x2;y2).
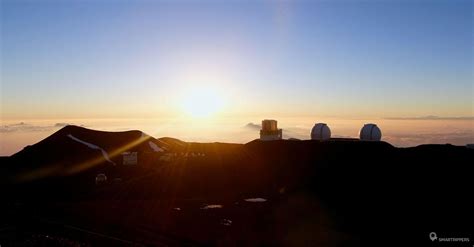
1;126;473;246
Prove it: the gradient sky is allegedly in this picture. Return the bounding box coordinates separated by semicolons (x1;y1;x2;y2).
1;0;472;120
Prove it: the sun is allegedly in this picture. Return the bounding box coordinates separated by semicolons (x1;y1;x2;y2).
180;87;225;118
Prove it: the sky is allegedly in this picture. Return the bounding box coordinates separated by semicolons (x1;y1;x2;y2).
1;0;473;155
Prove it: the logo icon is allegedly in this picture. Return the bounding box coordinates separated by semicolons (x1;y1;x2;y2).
430;232;438;241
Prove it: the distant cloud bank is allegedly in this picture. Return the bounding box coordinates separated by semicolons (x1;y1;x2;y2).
0;122;76;133
54;123;70;127
384;130;474;147
244;123;261;130
385;116;474;120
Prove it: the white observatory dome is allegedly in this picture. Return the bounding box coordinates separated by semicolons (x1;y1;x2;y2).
311;123;331;140
95;173;107;185
359;123;382;141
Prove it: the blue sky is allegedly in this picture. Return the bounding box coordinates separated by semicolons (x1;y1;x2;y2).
1;0;473;119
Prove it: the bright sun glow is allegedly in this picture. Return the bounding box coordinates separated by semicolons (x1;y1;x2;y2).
180;87;225;118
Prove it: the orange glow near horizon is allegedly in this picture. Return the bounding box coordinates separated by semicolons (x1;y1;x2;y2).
1;117;473;157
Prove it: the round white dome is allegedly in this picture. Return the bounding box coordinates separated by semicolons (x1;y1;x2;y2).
359;123;382;141
95;173;107;185
311;123;331;140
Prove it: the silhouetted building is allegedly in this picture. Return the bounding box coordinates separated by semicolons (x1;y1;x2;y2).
159;153;174;162
260;119;283;141
122;152;138;165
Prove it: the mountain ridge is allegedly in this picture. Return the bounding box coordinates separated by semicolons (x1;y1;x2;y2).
1;125;473;245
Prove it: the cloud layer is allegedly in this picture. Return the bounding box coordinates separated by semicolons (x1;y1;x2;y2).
385;116;474;120
0;122;74;133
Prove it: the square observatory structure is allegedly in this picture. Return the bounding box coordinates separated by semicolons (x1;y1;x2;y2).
260;119;283;141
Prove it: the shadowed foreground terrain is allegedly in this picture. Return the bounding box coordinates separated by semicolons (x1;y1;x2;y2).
1;125;473;246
